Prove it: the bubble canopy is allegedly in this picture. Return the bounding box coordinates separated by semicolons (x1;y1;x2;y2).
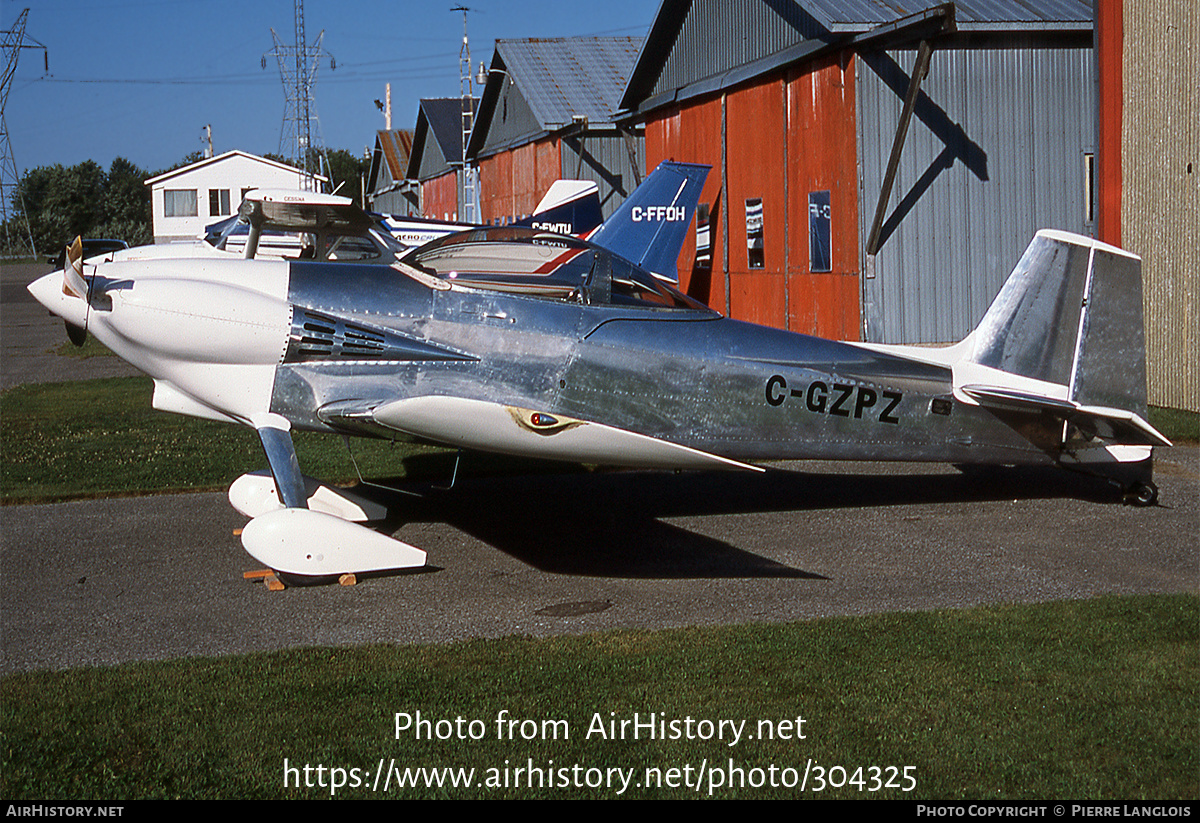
401;226;713;311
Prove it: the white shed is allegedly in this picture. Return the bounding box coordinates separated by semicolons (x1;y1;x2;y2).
145;150;325;243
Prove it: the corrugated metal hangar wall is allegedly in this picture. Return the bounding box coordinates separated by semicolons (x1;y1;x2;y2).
644;51;862;341
470;38;645;226
626;0;1097;350
858;36;1095;345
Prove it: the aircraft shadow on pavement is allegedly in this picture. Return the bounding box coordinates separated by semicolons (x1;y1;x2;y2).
359;458;1119;579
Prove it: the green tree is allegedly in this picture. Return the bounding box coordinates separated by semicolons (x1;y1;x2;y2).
152;152;204;177
264;149;370;201
94;158;152;247
323;148;371;203
9;159;152;255
12;161;103;255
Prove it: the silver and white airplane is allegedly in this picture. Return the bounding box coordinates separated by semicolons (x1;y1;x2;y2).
28;162;1168;583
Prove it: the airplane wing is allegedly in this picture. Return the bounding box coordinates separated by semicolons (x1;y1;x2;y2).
323;395;763;473
240;189;376;234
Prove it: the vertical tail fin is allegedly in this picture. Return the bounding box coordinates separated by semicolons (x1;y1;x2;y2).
588;161;710;281
957;229;1168;448
512;180;602;236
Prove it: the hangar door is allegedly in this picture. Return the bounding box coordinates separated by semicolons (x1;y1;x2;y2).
856;40;1095;345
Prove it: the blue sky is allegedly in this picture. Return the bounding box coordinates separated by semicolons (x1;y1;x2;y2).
4;0;657;176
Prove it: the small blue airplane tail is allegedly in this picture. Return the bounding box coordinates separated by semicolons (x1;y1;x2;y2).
512;180;603;236
588;161;710;281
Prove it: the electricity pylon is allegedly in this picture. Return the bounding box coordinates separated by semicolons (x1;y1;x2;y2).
1;8;47;257
263;0;334;191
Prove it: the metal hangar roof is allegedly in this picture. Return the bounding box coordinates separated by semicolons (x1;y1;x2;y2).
620;0;1093;115
469;36;644;159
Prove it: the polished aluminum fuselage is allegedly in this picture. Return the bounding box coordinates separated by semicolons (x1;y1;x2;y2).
272;261;1047;466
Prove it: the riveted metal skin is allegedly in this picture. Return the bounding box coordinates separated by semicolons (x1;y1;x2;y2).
268;239;1045;468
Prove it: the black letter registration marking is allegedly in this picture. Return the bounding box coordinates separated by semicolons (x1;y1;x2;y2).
806;382;828;413
854;387;877;418
766;375;786;406
880;391;902;424
764;377;902;425
829;384;853;417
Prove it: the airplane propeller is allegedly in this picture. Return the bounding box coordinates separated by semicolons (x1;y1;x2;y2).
60;237;89;346
65;319;87;346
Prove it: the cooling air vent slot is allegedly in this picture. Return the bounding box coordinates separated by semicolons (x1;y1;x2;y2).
284;308;479;365
291;311;388;359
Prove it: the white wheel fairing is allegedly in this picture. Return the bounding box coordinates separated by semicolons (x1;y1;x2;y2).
228;470;387;521
240;508;425;576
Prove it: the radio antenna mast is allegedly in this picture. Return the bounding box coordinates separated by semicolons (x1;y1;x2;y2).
453;6;478;222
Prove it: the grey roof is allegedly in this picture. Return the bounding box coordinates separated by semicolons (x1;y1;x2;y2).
495;37;645;129
423;98;473;166
621;0;1093;114
406;98;477;180
799;0;1091;32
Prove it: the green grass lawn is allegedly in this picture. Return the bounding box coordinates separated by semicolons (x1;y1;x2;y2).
2;594;1195;800
0;376;457;502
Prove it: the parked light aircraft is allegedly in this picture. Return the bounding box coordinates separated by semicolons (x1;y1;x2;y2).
92;180;603;266
379;178;604;248
28;160;1167;582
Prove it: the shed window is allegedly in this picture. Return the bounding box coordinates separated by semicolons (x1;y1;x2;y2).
164;189;197;218
745;198;764;269
1083;153;1095;225
695;203;712;269
808;191;831;272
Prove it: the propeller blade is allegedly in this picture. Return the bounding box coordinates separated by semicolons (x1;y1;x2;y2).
61;237;87;299
60;237;91;344
65;321;87;347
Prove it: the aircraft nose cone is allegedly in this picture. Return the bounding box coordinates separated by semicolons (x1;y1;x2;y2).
27;271;60;309
27;271;88;329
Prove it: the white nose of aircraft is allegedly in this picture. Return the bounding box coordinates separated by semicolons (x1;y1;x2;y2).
28;256;294;424
28;268;90;331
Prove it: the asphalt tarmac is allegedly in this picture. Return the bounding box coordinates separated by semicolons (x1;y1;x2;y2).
3;262;1197;674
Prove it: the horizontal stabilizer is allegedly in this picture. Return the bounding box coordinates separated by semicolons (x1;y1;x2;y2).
956;230;1168;462
965;230;1151;420
961;384;1171;447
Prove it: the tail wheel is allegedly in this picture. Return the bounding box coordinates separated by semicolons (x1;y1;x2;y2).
1126;482;1158;507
